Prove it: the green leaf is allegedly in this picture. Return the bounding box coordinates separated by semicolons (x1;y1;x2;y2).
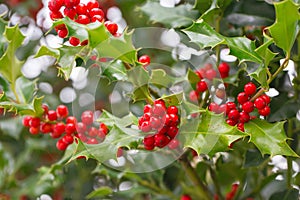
0;18;8;57
268;0;300;54
184;20;263;63
86;187;113;199
34;45;59;59
95;30;137;64
0;117;23;139
182;111;247;156
249;66;268;88
149;69;175;88
159;92;183;106
0;25;25;83
15;77;36;103
244;119;299;157
97;110;138;128
70;125;143;163
101;60;127;82
243;149;269;168
186;68;200;84
183;20;225;49
139;2;199;28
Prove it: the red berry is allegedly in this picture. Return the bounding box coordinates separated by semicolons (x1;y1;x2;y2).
62;134;74;144
56;139;68;151
154;99;166;107
258;106;270;116
189;90;199;103
66;116;77;124
87;0;99;10
152;104;166;117
23;116;32;127
99;123;109;135
40;123;52;134
215;88;226;99
75;3;88;15
104;21;118;35
53;122;65;135
239;111;250;123
218;62;230;74
196;81;208;92
218;104;228;114
143;134;155;150
226;102;237;114
261;94;270;104
237;92;249;104
169;114;179;126
91;15;104;22
237;123;245;132
48;0;64;12
205;69;217;80
76;14;90;24
42;104;49;114
47;110;57;121
228;110;240;121
80;39;88;46
209;102;219;113
63;7;77;19
167;106;178;115
64;0;80;8
56;105;69;118
138;55;151;68
150;117;163;129
166;126;178;138
81;110;94;125
220;72;229;79
226;119;237;126
195;69;205;79
242;101;254;113
49;11;63;20
57;29;68;38
87;138;99;144
88;127;98;137
254;97;266;109
144;104;152;113
181;194;192;200
140;121;152;132
69;36;80;46
154;134;170;148
30;117;40;128
244;82;257;96
29;126;39;135
65;123;76;134
117;148;123;157
89;8;104;18
76;122;87;134
168;139;180;149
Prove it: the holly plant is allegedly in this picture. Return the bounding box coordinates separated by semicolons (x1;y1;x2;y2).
0;0;300;199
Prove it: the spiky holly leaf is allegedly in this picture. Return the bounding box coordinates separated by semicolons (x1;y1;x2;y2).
139;1;199;28
101;60;127;82
95;30;137;65
244;119;299;157
0;25;25;84
182;110;247;156
268;0;300;54
69;125;143;163
159;92;183;106
0;92;43;116
184;20;263;63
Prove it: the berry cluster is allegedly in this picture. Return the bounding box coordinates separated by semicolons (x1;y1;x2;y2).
138;100;180;150
48;0;118;46
22;105;109;151
189;62;230;102
209;82;271;132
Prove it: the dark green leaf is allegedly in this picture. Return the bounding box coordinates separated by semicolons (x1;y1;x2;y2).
97;110;138;128
101;61;127;82
243;149;269;168
249;66;268;88
245;119;299;157
268;0;300;53
139;2;199;28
